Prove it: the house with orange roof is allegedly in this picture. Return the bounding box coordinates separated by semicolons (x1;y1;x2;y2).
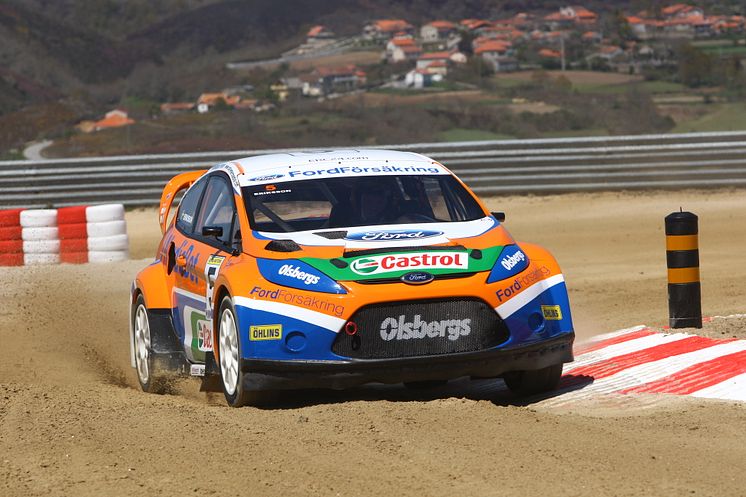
538;48;561;59
91;109;135;132
544;6;597;29
421;20;458;42
364;19;414;41
416;51;452;74
302;65;366;97
460;19;494;33
386;36;423;63
476;40;517;72
662;4;704;20
307;25;335;43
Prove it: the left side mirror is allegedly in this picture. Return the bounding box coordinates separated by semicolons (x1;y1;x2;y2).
202;226;224;238
492;211;506;222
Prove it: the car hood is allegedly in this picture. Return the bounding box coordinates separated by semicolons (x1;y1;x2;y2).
252;216;516;282
255;216;502;250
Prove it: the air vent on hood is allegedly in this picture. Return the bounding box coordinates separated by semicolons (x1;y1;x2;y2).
314;230;348;240
265;239;301;252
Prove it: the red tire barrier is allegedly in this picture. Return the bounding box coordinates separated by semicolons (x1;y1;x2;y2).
0;253;24;266
0;240;24;254
58;223;87;240
60;238;88;253
60;251;88;264
0;226;22;241
57;206;88;225
0;209;22;227
0;204;127;264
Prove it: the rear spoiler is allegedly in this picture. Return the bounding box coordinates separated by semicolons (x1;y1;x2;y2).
158;169;207;234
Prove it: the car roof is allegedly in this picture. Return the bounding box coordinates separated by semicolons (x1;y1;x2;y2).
210;149;451;187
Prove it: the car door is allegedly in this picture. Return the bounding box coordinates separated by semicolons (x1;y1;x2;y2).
171;173;239;363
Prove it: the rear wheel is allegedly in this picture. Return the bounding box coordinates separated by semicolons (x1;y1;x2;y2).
132;294;167;393
503;363;563;396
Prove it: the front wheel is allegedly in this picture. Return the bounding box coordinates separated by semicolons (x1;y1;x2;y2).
218;296;249;407
132;294;168;393
503;363;563;396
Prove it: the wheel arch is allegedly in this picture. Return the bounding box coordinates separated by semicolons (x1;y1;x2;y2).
212;284;233;363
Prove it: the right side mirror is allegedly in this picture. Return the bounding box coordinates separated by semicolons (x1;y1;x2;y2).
492;211;506;222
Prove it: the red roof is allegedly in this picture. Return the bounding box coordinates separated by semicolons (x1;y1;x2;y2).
460;19;493;30
374;19;412;33
307;25;325;37
662;4;697;16
475;40;510;55
390;37;416;47
538;48;561;58
427;20;456;30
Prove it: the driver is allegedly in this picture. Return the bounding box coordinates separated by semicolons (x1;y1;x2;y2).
358;182;399;224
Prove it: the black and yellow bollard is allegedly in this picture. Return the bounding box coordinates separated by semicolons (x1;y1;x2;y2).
665;211;702;329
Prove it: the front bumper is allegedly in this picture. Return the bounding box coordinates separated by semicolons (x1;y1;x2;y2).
240;332;574;390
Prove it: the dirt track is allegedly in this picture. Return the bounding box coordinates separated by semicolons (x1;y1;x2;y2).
2;190;745;496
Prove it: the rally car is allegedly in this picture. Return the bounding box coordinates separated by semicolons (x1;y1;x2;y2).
129;150;574;406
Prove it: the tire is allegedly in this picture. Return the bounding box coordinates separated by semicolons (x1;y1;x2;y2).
58;223;87;240
57;206;87;225
88;250;128;263
60;238;88;253
87;220;127;238
24;253;60;265
86;204;124;223
22;227;59;241
404;380;448;389
503;363;564;397
60;251;88;264
0;208;22;227
0;226;21;241
87;234;128;251
217;296;252;407
20;209;57;228
0;253;23;266
0;240;23;254
23;239;60;254
132;294;167;393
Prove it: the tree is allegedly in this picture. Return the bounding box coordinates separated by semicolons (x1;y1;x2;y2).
677;43;716;87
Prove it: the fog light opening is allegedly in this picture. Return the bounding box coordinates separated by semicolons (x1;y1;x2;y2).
345;321;358;336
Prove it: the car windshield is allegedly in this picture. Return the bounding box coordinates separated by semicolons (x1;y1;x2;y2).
243;175;485;233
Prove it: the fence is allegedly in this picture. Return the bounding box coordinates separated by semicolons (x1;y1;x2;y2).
3;130;746;208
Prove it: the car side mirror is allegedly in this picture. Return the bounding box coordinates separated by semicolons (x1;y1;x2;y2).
492;211;506;222
202;226;223;238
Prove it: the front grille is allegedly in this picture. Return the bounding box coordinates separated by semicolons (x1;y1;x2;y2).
332;298;509;359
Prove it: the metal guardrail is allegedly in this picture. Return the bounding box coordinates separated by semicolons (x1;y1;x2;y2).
3;130;746;208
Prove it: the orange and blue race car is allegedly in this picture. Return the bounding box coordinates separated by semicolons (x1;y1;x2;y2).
129;150;574;406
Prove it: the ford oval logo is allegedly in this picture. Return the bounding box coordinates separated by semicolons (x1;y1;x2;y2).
249;174;284;182
345;230;443;242
400;271;435;285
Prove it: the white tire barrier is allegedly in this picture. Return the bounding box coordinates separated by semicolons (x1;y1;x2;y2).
24;253;61;265
0;204;128;265
88;250;129;263
86;220;127;238
87;234;129;252
20;209;57;228
22;227;59;241
23;240;60;254
86;204;125;223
